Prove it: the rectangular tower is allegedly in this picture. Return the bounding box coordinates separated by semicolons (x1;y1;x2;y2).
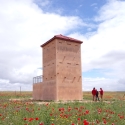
33;34;83;101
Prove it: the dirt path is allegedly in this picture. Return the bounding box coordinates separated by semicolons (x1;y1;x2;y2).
9;98;111;105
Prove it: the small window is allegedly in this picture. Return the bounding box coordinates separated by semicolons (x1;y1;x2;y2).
67;63;71;65
67;43;71;45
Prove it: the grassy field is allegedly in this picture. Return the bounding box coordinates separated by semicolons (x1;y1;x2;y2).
0;91;125;125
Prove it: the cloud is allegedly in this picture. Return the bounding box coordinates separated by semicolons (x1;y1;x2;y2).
34;0;50;7
0;78;32;91
83;77;125;91
82;51;125;91
118;78;125;85
95;0;125;22
69;0;125;91
0;0;84;90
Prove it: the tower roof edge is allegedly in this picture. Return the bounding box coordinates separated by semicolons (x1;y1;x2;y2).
40;34;83;47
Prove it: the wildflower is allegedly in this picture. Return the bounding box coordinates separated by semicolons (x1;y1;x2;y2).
96;120;99;124
78;118;81;121
59;107;64;111
59;108;61;111
83;119;89;125
65;115;68;118
29;118;34;122
85;110;89;114
68;107;72;112
46;103;49;106
103;119;107;124
91;122;94;125
39;123;44;125
23;118;27;120
120;116;124;119
35;117;39;120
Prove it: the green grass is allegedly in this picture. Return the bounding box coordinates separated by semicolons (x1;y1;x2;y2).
0;91;125;125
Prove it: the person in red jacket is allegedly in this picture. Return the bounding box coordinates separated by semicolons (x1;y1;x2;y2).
100;88;103;100
92;87;96;101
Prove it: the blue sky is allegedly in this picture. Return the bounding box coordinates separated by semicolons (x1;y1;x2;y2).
0;0;125;91
37;0;105;16
36;0;106;34
83;68;112;78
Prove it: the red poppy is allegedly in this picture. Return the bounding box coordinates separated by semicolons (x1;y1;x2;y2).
29;118;34;122
103;119;107;124
83;119;89;125
85;110;89;114
120;115;124;119
78;118;81;121
23;118;27;120
35;117;39;120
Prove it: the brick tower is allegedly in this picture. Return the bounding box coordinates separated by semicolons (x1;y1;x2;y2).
33;34;83;101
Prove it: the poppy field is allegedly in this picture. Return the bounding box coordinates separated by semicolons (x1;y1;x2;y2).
0;91;125;125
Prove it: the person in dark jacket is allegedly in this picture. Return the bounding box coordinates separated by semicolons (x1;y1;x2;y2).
96;89;100;101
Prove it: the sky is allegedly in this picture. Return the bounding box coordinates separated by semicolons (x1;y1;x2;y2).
0;0;125;91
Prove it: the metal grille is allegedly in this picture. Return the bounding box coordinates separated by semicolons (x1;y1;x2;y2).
33;75;43;84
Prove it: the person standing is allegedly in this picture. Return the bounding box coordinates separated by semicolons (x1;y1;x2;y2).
100;88;103;100
96;89;100;101
92;87;96;101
